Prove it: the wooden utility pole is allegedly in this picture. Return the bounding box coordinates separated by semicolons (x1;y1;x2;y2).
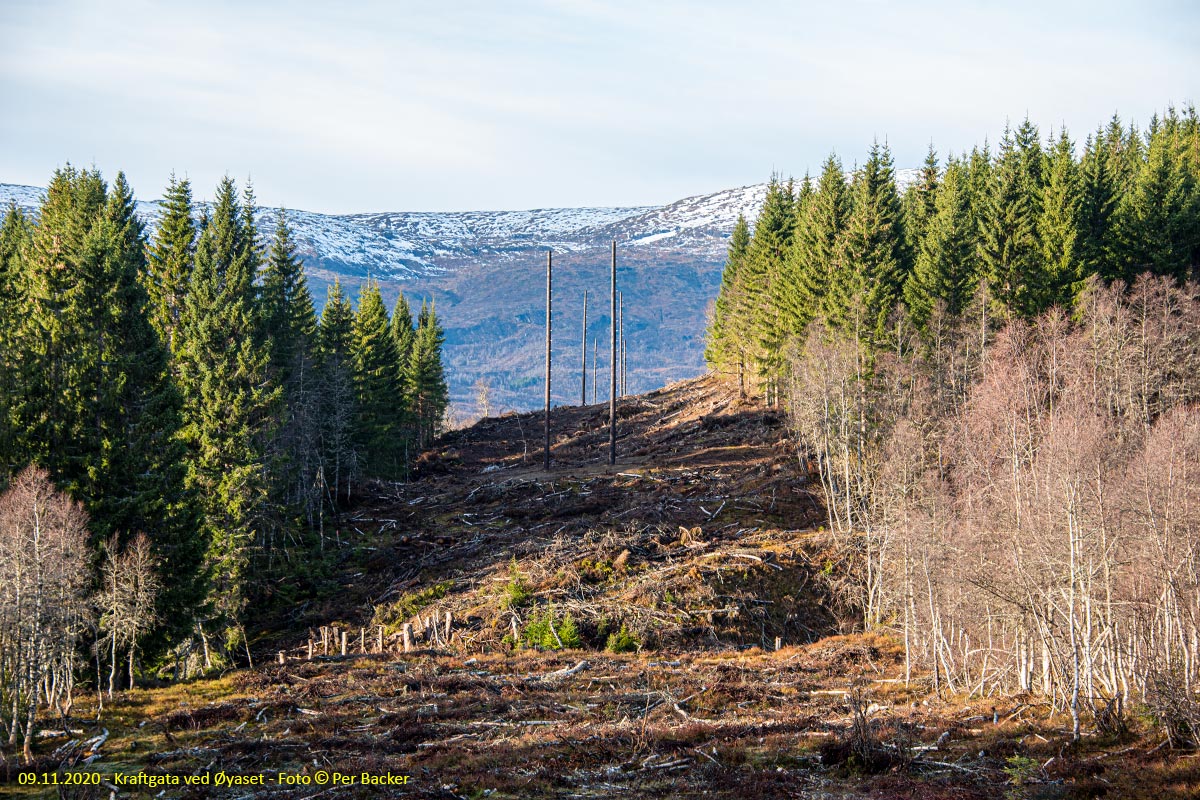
622;334;627;396
581;290;588;405
609;241;617;466
593;338;598;404
544;250;552;471
619;293;628;398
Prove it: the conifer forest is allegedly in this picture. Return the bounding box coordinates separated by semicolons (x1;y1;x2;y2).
2;3;1200;792
707;109;1200;742
0;169;448;759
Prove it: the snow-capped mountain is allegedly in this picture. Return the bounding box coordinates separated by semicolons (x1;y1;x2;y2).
0;181;763;278
0;168;920;282
0;168;920;413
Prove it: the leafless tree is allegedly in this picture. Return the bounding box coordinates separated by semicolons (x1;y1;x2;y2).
792;276;1200;741
98;533;160;697
0;467;92;763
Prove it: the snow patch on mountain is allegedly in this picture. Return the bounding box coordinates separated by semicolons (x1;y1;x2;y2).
0;167;921;280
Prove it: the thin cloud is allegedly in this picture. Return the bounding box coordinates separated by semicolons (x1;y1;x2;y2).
0;0;1195;212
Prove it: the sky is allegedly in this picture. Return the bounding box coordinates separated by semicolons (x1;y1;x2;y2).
1;0;1197;214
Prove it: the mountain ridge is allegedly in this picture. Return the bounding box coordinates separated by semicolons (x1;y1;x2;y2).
0;169;920;412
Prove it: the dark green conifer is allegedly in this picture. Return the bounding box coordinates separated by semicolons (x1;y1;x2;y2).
1039;129;1083;304
903;144;940;258
391;293;417;370
0;204;31;472
1114;112;1195;281
261;211;316;387
904;158;979;328
827;141;907;341
790;154;850;330
1077;130;1121;281
261;211;320;527
175;176;278;640
408;300;449;449
737;177;795;395
705;213;751;376
978;127;1048;318
145;175;196;353
316;279;358;501
351;282;402;477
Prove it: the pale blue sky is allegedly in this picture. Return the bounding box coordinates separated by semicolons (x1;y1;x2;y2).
1;0;1196;213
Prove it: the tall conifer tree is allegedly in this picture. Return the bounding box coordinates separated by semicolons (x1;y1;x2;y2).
737;177;795;396
351;282;402;477
1039;129;1083;304
175;176;277;642
705;213;751;376
391;293;417;371
903;144;940;259
317;279;358;501
1114;112;1196;281
827;141;907;341
1077;130;1121;281
979;126;1048;317
790;154;850;330
261;211;320;527
0;205;31;472
408;300;449;449
145;175;196;354
904;159;979;328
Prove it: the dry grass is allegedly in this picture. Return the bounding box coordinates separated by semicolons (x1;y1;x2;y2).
6;375;1197;798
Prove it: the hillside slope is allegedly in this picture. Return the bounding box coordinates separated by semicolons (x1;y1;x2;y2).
278;372;834;649
17;376;1197;799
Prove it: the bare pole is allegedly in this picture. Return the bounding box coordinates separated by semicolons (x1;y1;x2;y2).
593;338;598;404
544;250;552;472
622;333;627;396
609;240;617;466
581;290;588;406
619;291;628;398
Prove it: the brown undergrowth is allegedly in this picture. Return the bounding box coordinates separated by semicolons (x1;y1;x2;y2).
8;375;1200;798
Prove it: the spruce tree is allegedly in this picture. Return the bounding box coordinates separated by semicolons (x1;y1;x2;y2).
1039;128;1083;305
1103;114;1142;197
0;204;31;473
1114;112;1195;281
904;158;979;328
351;282;402;477
903;144;940;259
704;213;751;376
261;211;320;527
145;174;196;354
827;141;908;342
175;176;277;643
978;126;1048;318
261;211;316;387
316;279;358;502
737;177;795;397
1077;130;1121;281
95;173;203;647
790;153;850;330
408;300;449;449
965;142;993;213
391;292;417;371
